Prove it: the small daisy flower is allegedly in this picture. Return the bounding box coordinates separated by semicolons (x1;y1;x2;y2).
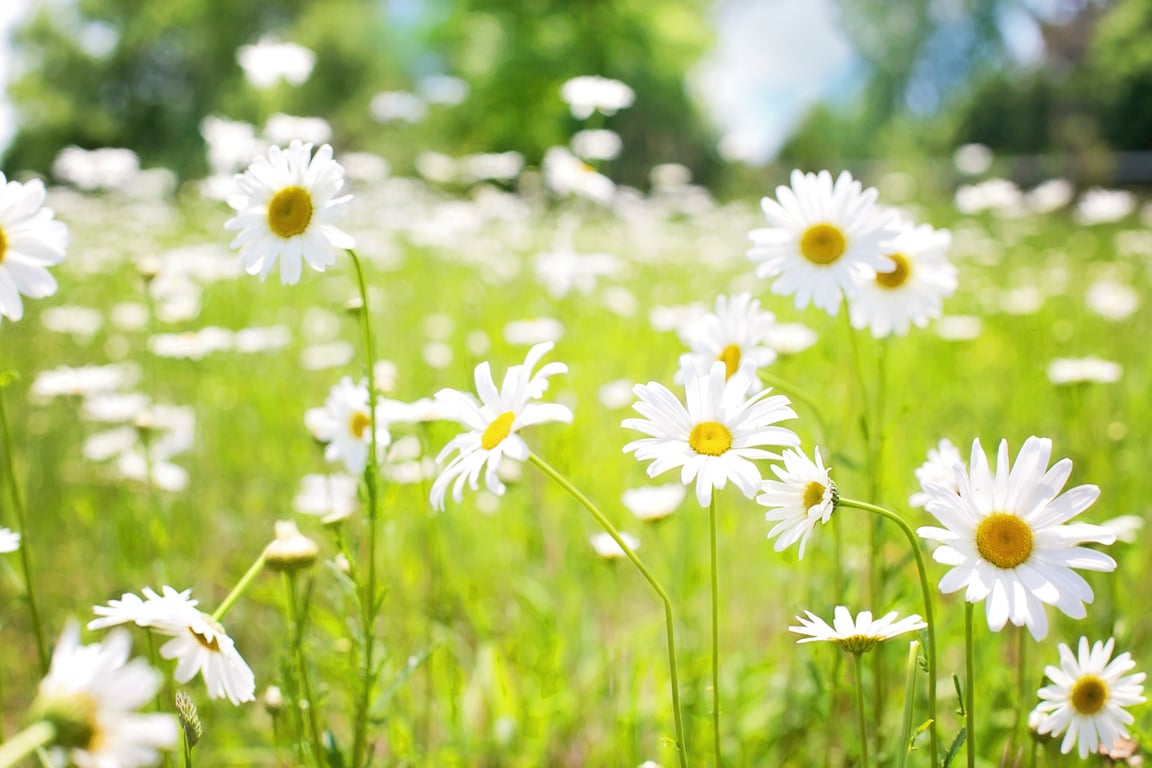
0;526;19;552
33;622;178;767
790;606;927;655
589;531;641;559
677;293;777;382
848;218;957;337
748;169;897;314
305;377;391;475
758;447;836;558
430;342;573;510
0;173;69;323
623;359;799;508
1032;637;1146;759
88;586;256;705
918;436;1117;641
224;140;354;285
909;438;963;508
621;483;686;522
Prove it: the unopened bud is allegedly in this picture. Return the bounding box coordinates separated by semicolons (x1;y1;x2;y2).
264;520;320;572
175;690;202;748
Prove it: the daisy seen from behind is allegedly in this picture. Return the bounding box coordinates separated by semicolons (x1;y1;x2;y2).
758;446;836;558
1032;637;1146;758
847;216;957;337
917;436;1116;641
0;172;68;323
677;293;777;383
790;606;927;655
305;376;391;475
225;140;354;285
430;341;572;510
748;169;896;315
623;358;799;507
30;622;177;767
88;586;256;705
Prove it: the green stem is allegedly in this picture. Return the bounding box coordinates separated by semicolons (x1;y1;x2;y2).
211;551;266;622
182;729;193;768
286;572;326;767
0;721;55;768
527;452;689;768
836;498;939;768
756;370;830;449
347;247;383;768
0;385;48;673
1014;626;1027;759
708;492;722;767
853;653;871;768
897;640;920;768
965;602;976;768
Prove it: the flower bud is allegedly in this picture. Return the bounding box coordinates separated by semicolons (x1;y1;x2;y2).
264;520;320;572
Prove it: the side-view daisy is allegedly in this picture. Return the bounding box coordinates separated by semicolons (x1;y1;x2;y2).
623;358;799;507
33;622;178;767
758;446;836;558
748;169;896;314
1032;637;1146;758
909;437;963;508
0;172;69;323
224;140;354;285
304;377;391;475
847;217;957;337
430;341;573;510
89;586;256;705
918;436;1116;640
790;606;927;655
677;293;777;382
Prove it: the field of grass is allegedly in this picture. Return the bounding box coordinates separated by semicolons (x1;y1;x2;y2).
1;166;1150;767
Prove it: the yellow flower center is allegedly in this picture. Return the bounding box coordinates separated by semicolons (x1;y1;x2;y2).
189;626;222;652
349;411;372;440
267;186;314;238
0;226;7;263
799;223;847;265
975;513;1034;569
688;421;732;456
481;411;516;451
1070;675;1109;715
876;253;911;289
802;481;827;511
716;344;741;379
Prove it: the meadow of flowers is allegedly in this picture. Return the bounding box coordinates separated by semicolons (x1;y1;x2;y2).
0;74;1151;768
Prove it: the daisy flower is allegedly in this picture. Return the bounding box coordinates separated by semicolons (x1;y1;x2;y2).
88;586;256;705
748;169;897;315
909;437;963;508
917;436;1117;641
758;447;836;558
1032;637;1146;758
0;173;69;323
224;140;354;285
304;377;391;475
33;622;178;767
430;342;573;510
677;293;777;383
0;526;19;553
847;218;957;338
294;472;360;523
622;359;799;508
790;606;927;655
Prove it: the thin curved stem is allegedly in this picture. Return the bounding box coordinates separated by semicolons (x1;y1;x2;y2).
965;602;976;768
211;551;266;623
836;497;939;768
0;385;48;673
0;722;55;768
286;572;326;767
527;452;689;768
853;653;871;768
897;640;921;768
708;492;722;767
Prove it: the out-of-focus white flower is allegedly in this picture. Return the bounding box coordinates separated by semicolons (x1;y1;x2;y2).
598;378;635;410
1047;356;1122;385
571;129;623;161
369;91;427;124
764;322;818;355
534;249;620;298
32;363;139;400
1026;179;1074;214
1099;515;1144;544
934;314;982;341
148;327;234;360
0;527;19;553
543;147;615;204
1075;188;1136;225
52;146;140;192
589;531;640;559
305;377;391;475
1086;278;1139;321
677;293;777;382
236;36;316;89
262;114;333;146
622;484;685;522
953;143;993;176
955;178;1022;216
415;152;458;184
294;473;359;524
650;163;692;192
1000;285;1045;315
300;340;355;371
459;152;524;183
560;75;635;120
40;306;102;341
416;74;470;105
200;115;264;175
504;317;565;345
910;438;963;508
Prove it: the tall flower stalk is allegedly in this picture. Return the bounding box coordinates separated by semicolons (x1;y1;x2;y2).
708;492;722;765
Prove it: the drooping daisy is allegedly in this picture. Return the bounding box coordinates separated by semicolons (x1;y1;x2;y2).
909;437;963;508
623;359;799;508
224;140;354;285
677;293;777;383
33;623;178;767
918;436;1117;641
0;173;69;323
758;447;836;558
430;342;573;510
790;606;927;654
847;218;957;338
1032;637;1146;758
748;169;896;314
88;586;256;705
305;377;391;475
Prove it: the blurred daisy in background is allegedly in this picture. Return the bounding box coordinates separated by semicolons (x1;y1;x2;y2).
305;377;391;475
789;606;926;654
621;483;686;523
589;530;641;559
294;473;360;524
225;140;354;285
758;446;835;558
236;36;316;89
0;526;20;552
748;169;896;315
677;293;777;384
1047;356;1122;386
0;172;68;323
1032;637;1145;758
560;75;635;120
909;437;963;508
